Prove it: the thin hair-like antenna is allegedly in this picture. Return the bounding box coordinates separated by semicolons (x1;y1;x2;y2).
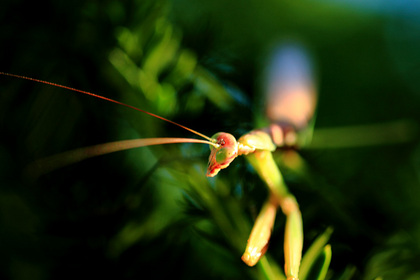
0;72;215;142
25;137;217;177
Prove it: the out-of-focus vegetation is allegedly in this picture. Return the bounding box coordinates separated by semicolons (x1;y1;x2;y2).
1;0;420;279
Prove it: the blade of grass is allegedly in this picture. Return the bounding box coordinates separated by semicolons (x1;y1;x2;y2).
299;227;333;280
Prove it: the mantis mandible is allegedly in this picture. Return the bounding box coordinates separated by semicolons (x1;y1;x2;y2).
1;42;316;280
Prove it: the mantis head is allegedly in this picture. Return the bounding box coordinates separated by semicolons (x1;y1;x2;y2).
207;132;239;177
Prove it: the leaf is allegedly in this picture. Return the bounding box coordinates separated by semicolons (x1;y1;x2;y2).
303;244;332;280
299;227;333;280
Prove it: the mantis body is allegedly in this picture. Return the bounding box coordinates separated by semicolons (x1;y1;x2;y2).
1;43;316;280
206;44;315;279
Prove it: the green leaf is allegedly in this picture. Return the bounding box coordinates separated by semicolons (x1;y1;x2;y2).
299;227;333;280
336;265;356;280
302;245;332;280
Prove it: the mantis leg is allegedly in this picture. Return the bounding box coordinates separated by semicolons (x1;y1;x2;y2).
243;150;303;280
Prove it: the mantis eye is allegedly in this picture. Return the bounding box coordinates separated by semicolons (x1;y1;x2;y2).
211;132;238;164
210;132;237;150
216;146;236;163
209;133;223;151
207;132;238;177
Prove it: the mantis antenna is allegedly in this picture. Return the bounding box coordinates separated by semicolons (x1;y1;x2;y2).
0;72;219;177
0;72;216;143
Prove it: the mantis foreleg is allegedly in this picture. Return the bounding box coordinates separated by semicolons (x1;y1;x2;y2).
243;149;303;280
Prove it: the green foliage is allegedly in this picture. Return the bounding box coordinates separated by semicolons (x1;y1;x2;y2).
1;0;420;279
300;228;333;280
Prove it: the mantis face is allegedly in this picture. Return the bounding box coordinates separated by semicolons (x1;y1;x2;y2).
207;132;239;177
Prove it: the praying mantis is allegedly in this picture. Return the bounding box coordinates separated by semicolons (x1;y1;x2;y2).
1;42;316;279
4;34;417;278
3;36;417;279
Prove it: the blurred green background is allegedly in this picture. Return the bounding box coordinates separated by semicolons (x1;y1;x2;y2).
1;0;420;279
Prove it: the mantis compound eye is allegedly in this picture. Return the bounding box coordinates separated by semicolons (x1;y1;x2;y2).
209;132;236;149
215;146;236;163
207;132;238;177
